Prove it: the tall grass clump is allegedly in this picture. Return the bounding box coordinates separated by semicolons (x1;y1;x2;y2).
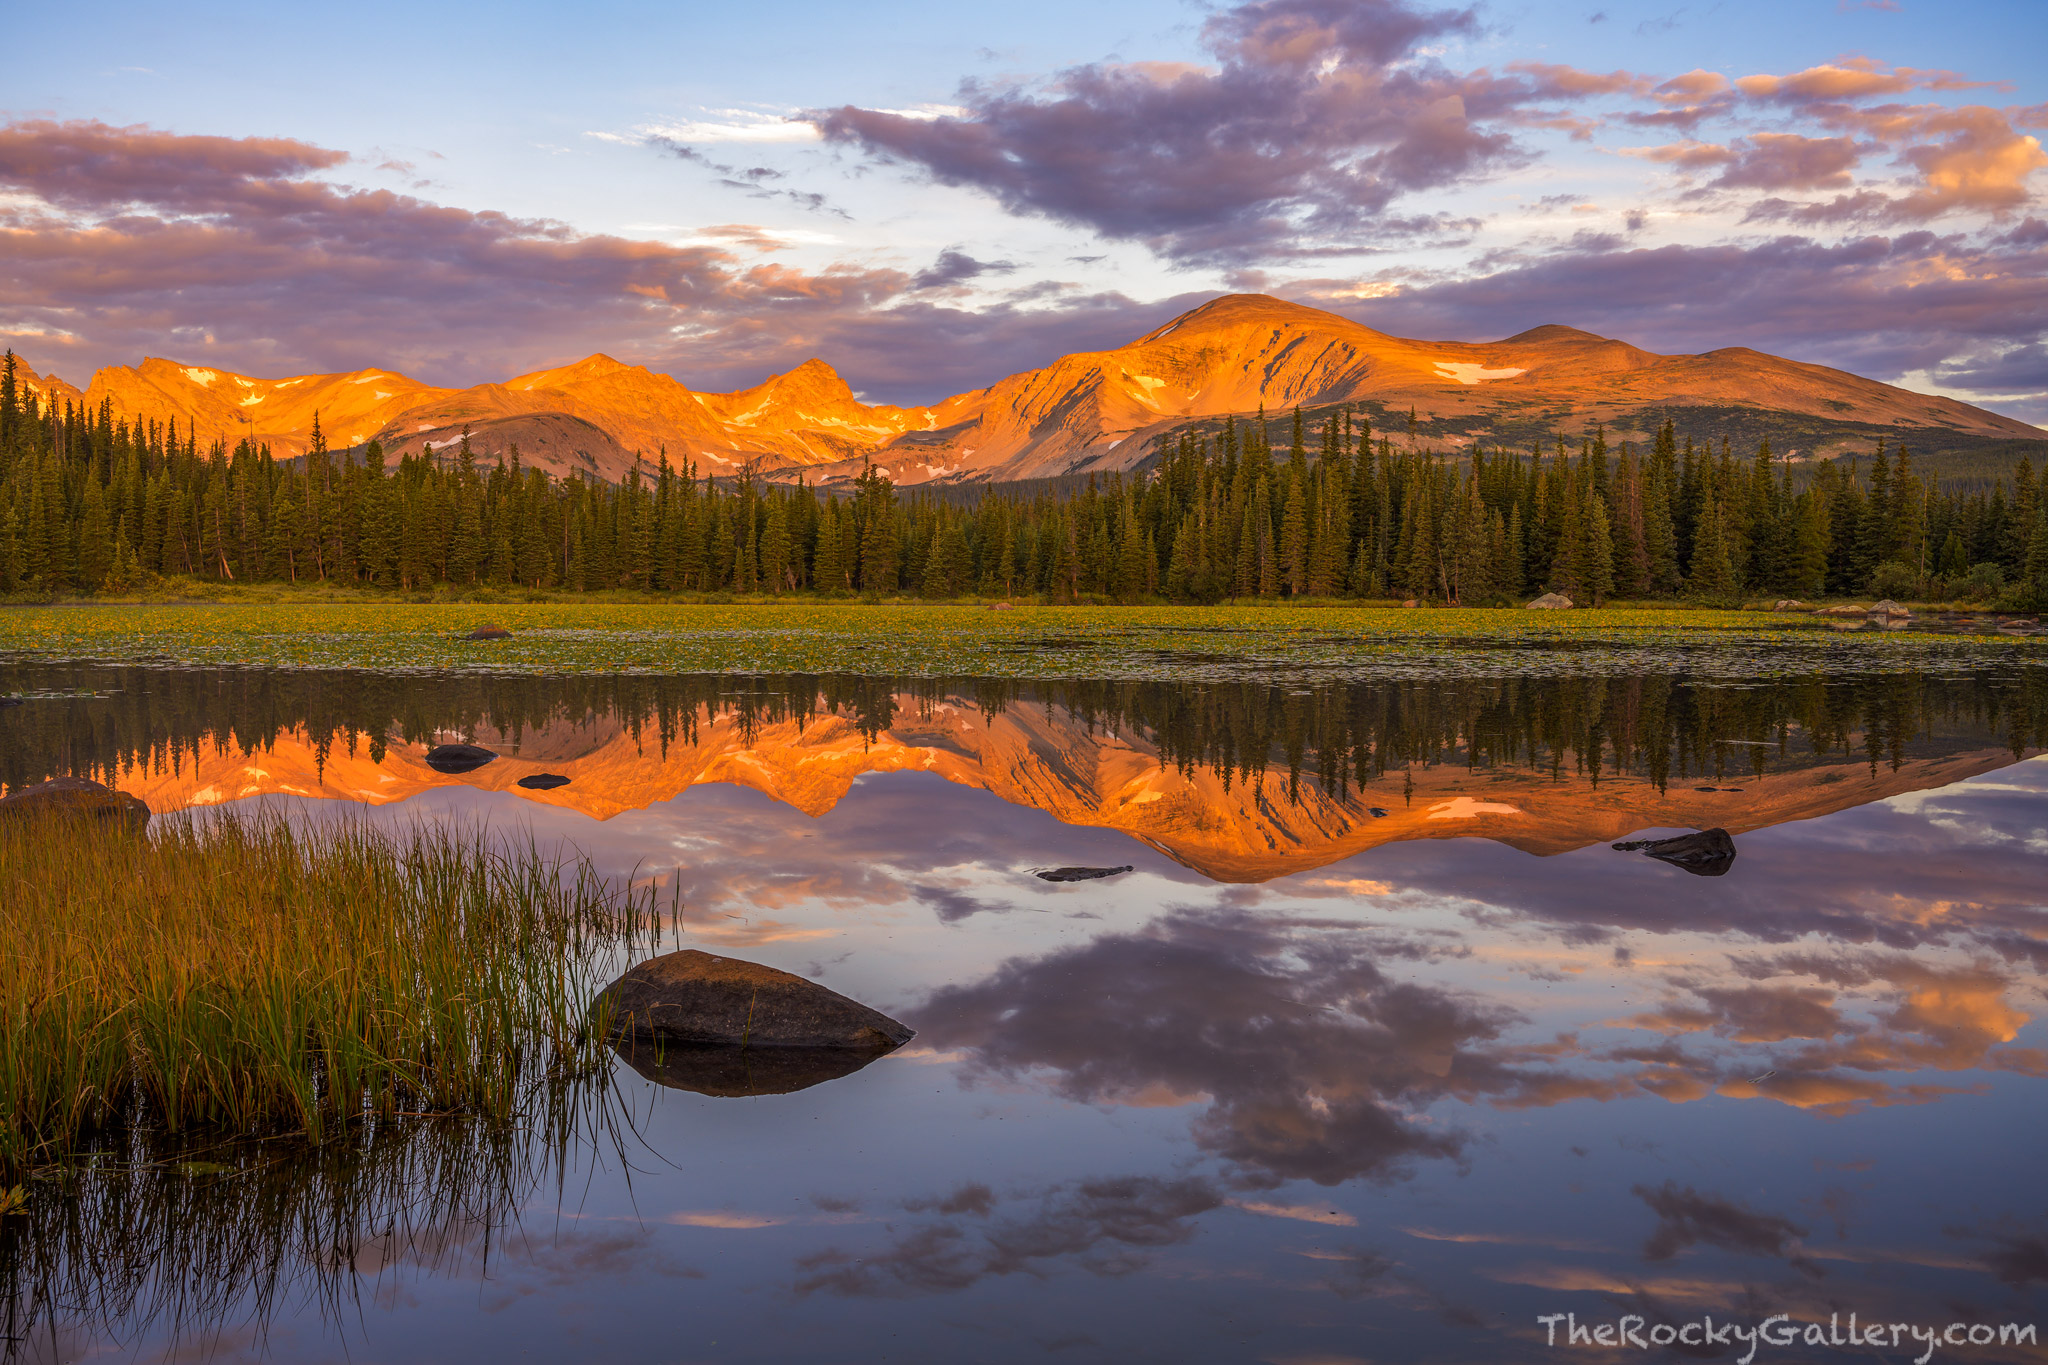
0;810;659;1180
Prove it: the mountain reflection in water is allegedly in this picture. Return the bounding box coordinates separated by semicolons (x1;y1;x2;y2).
1;662;2044;1364
4;663;2045;880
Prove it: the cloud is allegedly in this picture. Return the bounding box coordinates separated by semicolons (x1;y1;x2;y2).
909;249;1019;291
910;906;1626;1188
809;0;1645;263
0;118;1177;405
644;136;847;217
795;1175;1224;1296
1711;133;1866;191
1634;1181;1823;1277
1315;229;2048;415
1980;1233;2048;1288
1741;105;2046;222
623;111;823;145
1623;985;1849;1042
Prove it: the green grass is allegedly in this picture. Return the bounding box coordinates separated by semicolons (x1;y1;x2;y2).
0;600;2039;684
0;812;658;1182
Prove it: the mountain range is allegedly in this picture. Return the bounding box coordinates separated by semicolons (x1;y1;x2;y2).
15;294;2042;487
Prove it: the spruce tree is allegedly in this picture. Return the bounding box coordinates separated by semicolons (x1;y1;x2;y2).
1254;479;1278;597
1115;512;1147;602
1280;475;1309;595
1584;492;1615;605
76;481;112;589
2022;508;2048;609
1688;494;1738;600
1786;491;1830;597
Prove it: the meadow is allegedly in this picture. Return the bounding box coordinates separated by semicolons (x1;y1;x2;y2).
2;600;2039;683
0;812;659;1186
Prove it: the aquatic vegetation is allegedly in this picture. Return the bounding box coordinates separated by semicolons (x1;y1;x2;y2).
0;602;2038;684
0;1054;627;1355
0;812;659;1181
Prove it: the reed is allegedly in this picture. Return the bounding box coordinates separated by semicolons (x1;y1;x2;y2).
0;810;658;1180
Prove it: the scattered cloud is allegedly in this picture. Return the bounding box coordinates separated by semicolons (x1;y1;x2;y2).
1635;1182;1823;1278
809;0;1614;263
0;118;1178;404
909;249;1019;291
911;906;1632;1188
1309;229;2048;418
796;1175;1224;1296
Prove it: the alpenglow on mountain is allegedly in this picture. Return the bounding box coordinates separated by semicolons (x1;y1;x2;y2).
16;295;2041;485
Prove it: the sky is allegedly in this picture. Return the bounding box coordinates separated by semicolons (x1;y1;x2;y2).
2;0;2045;421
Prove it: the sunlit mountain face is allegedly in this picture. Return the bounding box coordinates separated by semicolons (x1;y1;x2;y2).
16;294;2039;488
4;660;2045;1362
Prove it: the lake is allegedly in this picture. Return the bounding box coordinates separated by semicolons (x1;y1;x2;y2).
3;659;2045;1363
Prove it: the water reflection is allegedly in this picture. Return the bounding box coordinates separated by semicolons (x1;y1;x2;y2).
0;1072;639;1364
3;663;2044;881
1;663;2043;1362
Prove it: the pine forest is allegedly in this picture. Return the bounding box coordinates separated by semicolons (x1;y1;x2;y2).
4;353;2045;608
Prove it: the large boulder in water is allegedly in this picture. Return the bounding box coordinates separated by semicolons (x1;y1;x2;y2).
1526;593;1573;610
596;950;913;1052
0;776;150;830
1612;828;1736;876
424;743;497;774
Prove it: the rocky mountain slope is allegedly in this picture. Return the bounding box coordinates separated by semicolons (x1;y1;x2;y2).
17;294;2040;486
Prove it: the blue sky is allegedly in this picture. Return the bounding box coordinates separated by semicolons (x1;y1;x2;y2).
3;0;2044;417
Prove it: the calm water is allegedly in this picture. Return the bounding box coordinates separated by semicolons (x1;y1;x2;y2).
3;663;2046;1363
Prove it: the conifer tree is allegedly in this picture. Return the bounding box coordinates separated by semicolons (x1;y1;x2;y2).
1280;475;1309;595
1688;494;1738;600
1786;490;1830;597
1584;492;1615;605
77;481;112;589
1233;502;1258;598
2024;509;2048;609
1115;510;1147;602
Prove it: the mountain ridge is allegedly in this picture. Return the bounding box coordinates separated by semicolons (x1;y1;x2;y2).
14;293;2041;486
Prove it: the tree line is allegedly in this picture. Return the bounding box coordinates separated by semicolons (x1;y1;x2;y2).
4;352;2045;605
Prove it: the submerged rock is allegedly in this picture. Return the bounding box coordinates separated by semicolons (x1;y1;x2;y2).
612;1038;890;1097
596;949;914;1052
1035;865;1134;882
0;776;150;829
424;743;497;774
1526;593;1573;610
517;773;571;790
467;625;513;640
1369;807;1391;818
1612;827;1737;876
0;695;22;707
